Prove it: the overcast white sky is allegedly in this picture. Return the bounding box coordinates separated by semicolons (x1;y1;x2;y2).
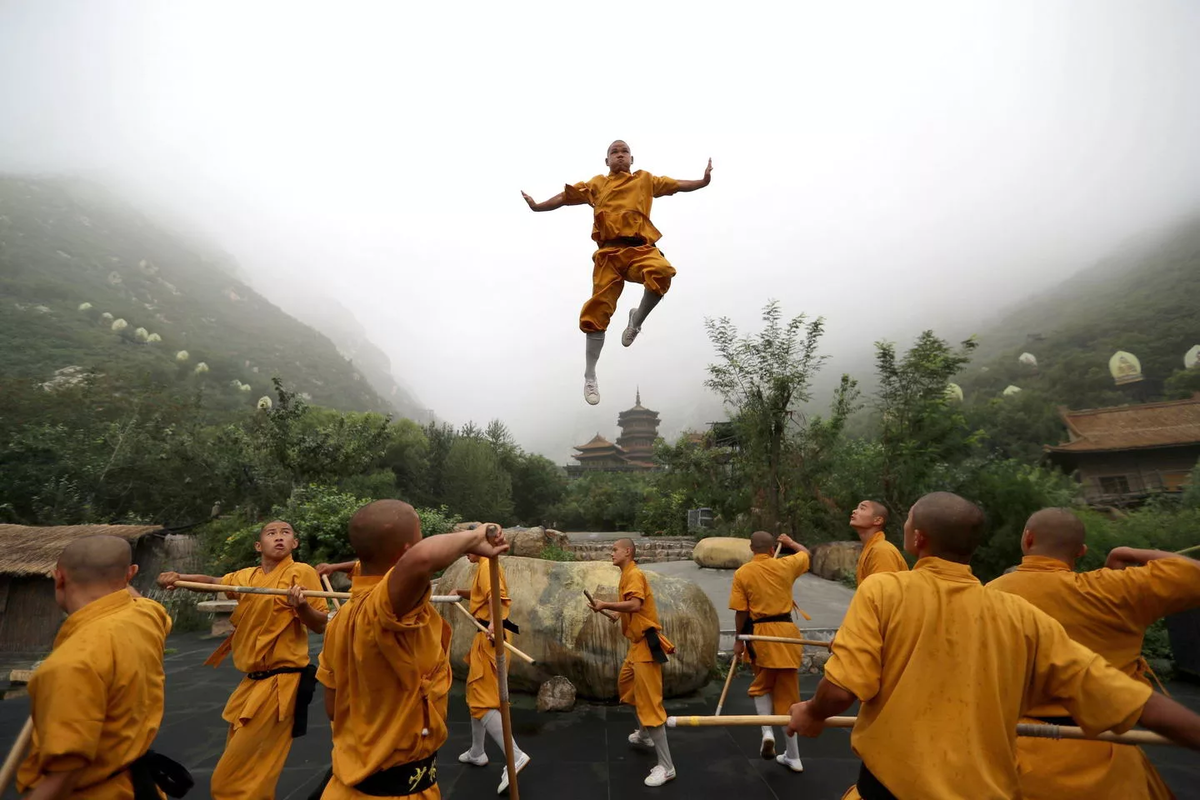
2;1;1199;461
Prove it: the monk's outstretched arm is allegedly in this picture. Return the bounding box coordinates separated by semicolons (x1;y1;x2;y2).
521;190;586;212
315;561;357;577
1136;692;1200;751
787;677;856;737
156;571;220;588
593;596;642;614
388;525;509;617
1106;547;1196;569
675;159;713;193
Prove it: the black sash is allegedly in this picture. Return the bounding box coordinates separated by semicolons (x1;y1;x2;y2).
857;762;899;800
474;617;521;635
739;612;792;661
354;752;438;796
645;627;670;664
1031;715;1078;727
247;663;319;737
109;750;194;799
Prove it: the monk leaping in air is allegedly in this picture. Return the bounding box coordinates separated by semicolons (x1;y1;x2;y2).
522;140;712;405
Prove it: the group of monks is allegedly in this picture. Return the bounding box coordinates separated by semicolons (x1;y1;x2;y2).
10;491;1200;799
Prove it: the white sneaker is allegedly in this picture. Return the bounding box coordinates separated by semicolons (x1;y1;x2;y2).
759;733;776;759
628;730;655;749
497;751;530;794
776;753;804;773
621;308;641;347
644;765;676;787
584;377;600;405
459;749;488;766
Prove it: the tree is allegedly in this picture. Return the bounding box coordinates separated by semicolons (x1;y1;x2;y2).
510;453;567;526
442;436;514;523
704;300;827;532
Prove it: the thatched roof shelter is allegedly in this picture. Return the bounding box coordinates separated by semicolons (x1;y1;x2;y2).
0;524;165;578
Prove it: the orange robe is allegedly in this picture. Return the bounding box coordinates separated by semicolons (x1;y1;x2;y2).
988;555;1200;800
827;558;1153;800
855;531;907;586
616;560;675;728
317;573;452;799
207;557;328;800
564;170;680;333
17;589;172;799
729;551;810;713
464;556;512;719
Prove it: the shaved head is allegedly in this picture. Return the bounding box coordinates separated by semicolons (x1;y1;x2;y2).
615;537;636;560
57;535;134;586
909;492;986;562
349;500;421;571
868;502;889;525
749;530;776;554
1024;508;1086;560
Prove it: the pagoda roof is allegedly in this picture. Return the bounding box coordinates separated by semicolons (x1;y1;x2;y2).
574;433;621;452
1045;395;1200;454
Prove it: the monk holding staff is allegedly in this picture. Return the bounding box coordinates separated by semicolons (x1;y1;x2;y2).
158;520;327;799
988;507;1200;799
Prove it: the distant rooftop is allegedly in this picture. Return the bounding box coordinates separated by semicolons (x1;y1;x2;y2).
1046;395;1200;454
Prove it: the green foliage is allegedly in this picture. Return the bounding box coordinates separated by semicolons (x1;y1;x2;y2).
415;505;462;537
550;472;647;531
1165;367;1200;400
443;435;514;522
537;542;575;562
510;453;567;526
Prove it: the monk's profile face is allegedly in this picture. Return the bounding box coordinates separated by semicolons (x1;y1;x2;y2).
606;140;633;174
850;500;881;529
255;520;298;559
611;541;633;566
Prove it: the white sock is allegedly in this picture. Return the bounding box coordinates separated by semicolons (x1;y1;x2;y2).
785;731;800;761
469;716;486;758
647;725;674;773
754;694;774;739
483;709;524;760
584;332;604;380
632;288;663;328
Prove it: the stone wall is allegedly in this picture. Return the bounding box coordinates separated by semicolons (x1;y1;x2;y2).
566;536;695;563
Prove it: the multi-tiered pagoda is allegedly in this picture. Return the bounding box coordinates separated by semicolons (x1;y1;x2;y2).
567;390;663;477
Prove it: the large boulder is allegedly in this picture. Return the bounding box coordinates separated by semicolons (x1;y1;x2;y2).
508;526;570;557
437;556;718;700
810;541;862;581
692;537;752;570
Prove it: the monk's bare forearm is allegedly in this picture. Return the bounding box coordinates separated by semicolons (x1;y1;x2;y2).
597;597;643;614
297;601;327;634
1138;692;1200;751
527;192;567;211
807;678;857;720
176;573;221;584
1106;547;1197;569
388;528;502;617
24;767;84;800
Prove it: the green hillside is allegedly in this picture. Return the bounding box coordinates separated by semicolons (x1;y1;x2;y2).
957;214;1200;460
0;175;392;415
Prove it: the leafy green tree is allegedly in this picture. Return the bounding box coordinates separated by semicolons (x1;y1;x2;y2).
510;453;567;526
443;436;514;522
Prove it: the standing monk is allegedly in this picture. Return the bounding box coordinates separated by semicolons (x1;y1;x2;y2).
729;531;811;772
588;538;677;787
18;535;191;799
158;520;327;800
787;492;1200;800
316;501;509;799
987;507;1200;800
454;552;531;792
521;140;713;405
848;500;907;585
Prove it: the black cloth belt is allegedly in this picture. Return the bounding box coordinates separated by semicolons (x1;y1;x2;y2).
353;752;439;796
598;236;650;249
856;762;899;800
645;627;670;665
739;612;793;661
474;617;521;635
1030;715;1078;727
247;663;319;738
109;749;194;799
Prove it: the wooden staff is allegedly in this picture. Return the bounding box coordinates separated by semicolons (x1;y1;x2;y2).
737;634;832;649
773;541;784;558
0;716;34;795
173;580;461;604
321;575;342;611
1176;544;1200;557
583;589;620;621
449;599;536;665
714;651;740;716
488;544;520;799
666;715;1173;746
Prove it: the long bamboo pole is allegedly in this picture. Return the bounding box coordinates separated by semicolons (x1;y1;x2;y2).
321;575;342;611
449;599;536;665
1176;544;1200;557
488;549;520;799
0;717;33;795
737;634;832;649
714;651;740;716
174;580;460;604
666;715;1173;746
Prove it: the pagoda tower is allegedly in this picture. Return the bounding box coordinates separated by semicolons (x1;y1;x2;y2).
616;389;661;465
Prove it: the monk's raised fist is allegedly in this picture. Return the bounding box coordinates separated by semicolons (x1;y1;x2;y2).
787;700;825;738
157;571;180;590
285;583;306;608
315;563;336;577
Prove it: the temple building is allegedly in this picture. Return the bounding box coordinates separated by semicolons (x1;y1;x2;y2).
567;390;663;477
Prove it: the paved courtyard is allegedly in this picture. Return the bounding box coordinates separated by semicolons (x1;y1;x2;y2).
2;631;1199;799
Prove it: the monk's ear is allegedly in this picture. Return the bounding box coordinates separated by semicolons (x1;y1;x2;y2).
127;564;139;583
1077;543;1088;560
53;568;66;592
1021;528;1034;553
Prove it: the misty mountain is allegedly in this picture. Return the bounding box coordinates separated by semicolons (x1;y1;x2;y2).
0;175;405;415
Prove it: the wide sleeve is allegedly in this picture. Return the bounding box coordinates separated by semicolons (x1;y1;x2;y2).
789;551;812;579
650;174;680;197
728;569;749;612
316;623;338;690
563;180;594;206
374;572;437;633
1120;559;1200;628
220;568;247;600
30;659;107;772
295;564;330;615
1026;605;1152;736
823;578;886;702
622;572;648;603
